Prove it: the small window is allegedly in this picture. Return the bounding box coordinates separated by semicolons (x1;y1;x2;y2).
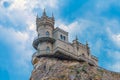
46;47;50;53
60;35;66;41
46;31;50;37
82;53;85;56
60;35;62;40
63;36;66;40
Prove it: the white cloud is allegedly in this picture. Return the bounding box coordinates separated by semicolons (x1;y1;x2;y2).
108;51;120;60
0;0;59;76
0;26;33;67
0;0;59;30
108;62;120;72
0;26;37;80
38;0;58;9
112;34;120;47
0;0;57;75
0;26;28;44
56;19;94;41
107;27;120;47
95;0;120;13
0;21;37;75
9;0;27;10
106;50;120;72
7;0;58;11
92;38;103;55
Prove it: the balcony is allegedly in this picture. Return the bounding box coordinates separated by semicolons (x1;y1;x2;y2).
36;50;54;57
34;47;97;66
79;55;96;66
53;47;97;66
36;47;78;60
33;36;55;49
53;47;79;60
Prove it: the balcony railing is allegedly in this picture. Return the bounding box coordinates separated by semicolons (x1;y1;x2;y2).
33;47;97;66
32;50;54;57
33;37;55;50
53;47;78;57
38;50;53;54
34;36;48;40
54;47;97;66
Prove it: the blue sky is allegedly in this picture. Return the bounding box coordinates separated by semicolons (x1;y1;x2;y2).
0;0;120;80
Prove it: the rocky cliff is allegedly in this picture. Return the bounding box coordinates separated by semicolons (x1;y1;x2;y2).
30;57;120;80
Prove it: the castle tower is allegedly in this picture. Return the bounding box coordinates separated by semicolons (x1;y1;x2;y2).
31;9;98;70
33;9;55;56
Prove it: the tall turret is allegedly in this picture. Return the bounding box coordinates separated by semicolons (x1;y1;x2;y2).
36;9;55;36
33;9;55;54
72;36;79;55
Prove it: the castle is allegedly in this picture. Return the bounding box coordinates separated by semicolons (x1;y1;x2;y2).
30;10;120;80
32;9;98;67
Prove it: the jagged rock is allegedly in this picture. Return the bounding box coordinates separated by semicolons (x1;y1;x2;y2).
30;57;120;80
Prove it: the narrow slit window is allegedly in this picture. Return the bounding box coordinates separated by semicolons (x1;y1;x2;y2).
60;35;62;40
46;47;50;53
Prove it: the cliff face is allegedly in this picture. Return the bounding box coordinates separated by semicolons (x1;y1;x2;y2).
30;57;120;80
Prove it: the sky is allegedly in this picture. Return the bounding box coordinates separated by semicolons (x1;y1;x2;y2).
0;0;120;80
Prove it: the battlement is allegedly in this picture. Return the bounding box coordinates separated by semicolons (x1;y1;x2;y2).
36;9;54;31
36;16;54;26
78;42;88;49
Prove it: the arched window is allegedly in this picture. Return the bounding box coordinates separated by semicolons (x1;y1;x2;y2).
60;34;66;41
46;31;50;37
46;47;50;53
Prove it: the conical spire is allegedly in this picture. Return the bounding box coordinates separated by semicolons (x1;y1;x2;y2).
42;8;46;16
86;41;88;45
52;12;54;19
86;41;89;48
76;35;78;41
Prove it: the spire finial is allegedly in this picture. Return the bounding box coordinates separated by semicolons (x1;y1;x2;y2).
76;35;78;41
52;12;54;20
43;8;46;16
36;14;38;18
86;41;88;46
52;12;54;17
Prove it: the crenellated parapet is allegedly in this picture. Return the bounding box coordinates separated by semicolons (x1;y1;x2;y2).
36;9;54;31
